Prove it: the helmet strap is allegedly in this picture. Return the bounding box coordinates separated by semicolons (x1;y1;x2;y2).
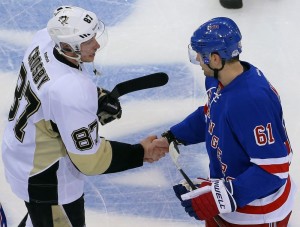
93;62;101;76
207;59;225;79
56;47;82;64
56;47;101;76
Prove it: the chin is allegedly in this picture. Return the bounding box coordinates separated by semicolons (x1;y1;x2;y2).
82;58;94;63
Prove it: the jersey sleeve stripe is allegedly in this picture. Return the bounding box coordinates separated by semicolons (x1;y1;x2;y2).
250;156;290;177
250;156;290;165
236;176;291;214
259;163;289;175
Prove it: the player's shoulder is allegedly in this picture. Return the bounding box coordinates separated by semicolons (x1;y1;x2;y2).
226;63;272;106
28;28;52;49
49;70;97;106
232;62;269;95
34;28;50;41
245;64;275;98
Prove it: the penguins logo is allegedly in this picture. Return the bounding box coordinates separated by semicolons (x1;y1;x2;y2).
58;16;69;25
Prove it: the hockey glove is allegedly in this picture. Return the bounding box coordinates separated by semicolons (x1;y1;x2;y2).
173;178;208;202
161;130;183;145
97;88;122;125
173;179;237;221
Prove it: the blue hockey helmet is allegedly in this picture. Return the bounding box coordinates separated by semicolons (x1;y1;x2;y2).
189;17;242;65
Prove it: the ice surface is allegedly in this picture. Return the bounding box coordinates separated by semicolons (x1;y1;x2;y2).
0;0;299;226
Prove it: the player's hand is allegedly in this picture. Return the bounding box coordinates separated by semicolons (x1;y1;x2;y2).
173;178;209;201
161;130;183;145
174;179;237;220
97;88;122;125
141;135;169;163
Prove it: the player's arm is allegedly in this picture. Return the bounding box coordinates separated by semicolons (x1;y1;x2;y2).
57;112;165;175
163;106;207;145
66;137;144;175
226;92;291;207
50;79;167;175
231;164;286;207
163;77;217;145
66;133;167;175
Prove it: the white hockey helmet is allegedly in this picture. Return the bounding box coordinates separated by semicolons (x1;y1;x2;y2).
47;6;107;55
53;5;72;16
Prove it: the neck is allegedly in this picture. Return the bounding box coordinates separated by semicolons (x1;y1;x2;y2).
65;56;79;66
218;61;244;86
57;48;81;66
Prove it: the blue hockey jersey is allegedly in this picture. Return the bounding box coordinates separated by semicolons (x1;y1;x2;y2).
170;62;296;224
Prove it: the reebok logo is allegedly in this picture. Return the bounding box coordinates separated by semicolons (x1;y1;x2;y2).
107;103;118;110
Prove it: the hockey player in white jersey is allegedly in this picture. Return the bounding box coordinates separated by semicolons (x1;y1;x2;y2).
1;6;168;226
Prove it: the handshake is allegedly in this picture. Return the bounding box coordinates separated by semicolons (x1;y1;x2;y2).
140;135;169;163
97;87;170;163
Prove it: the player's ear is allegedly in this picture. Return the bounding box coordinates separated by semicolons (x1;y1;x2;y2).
60;42;73;52
210;52;222;66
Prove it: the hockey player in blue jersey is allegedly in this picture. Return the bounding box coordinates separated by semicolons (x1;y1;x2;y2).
159;17;296;226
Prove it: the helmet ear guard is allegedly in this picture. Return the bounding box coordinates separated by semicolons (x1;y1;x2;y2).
189;17;242;65
59;42;76;53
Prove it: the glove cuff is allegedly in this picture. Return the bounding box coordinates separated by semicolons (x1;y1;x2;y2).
161;130;182;145
211;180;237;214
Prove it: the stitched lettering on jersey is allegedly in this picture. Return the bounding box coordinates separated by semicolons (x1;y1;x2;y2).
28;46;50;89
211;135;219;149
253;123;275;146
217;148;227;175
8;63;41;142
209;119;228;176
208;120;215;135
71;119;99;151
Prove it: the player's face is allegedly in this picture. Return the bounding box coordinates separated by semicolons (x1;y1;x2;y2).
80;36;100;62
197;53;213;77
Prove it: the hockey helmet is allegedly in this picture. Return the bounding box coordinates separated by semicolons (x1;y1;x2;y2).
188;17;242;64
47;6;107;55
53;5;72;16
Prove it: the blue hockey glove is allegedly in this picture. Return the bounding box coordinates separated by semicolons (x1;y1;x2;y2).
173;178;210;203
173;183;189;201
175;179;237;221
161;130;183;145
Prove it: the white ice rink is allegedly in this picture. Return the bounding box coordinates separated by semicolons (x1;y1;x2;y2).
0;0;299;226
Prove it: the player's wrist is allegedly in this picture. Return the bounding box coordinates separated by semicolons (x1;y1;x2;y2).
161;130;182;145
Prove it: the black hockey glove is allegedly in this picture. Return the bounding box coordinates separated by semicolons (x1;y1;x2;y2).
97;88;122;125
161;130;183;145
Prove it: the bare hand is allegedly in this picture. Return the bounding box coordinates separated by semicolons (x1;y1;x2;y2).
141;135;169;163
